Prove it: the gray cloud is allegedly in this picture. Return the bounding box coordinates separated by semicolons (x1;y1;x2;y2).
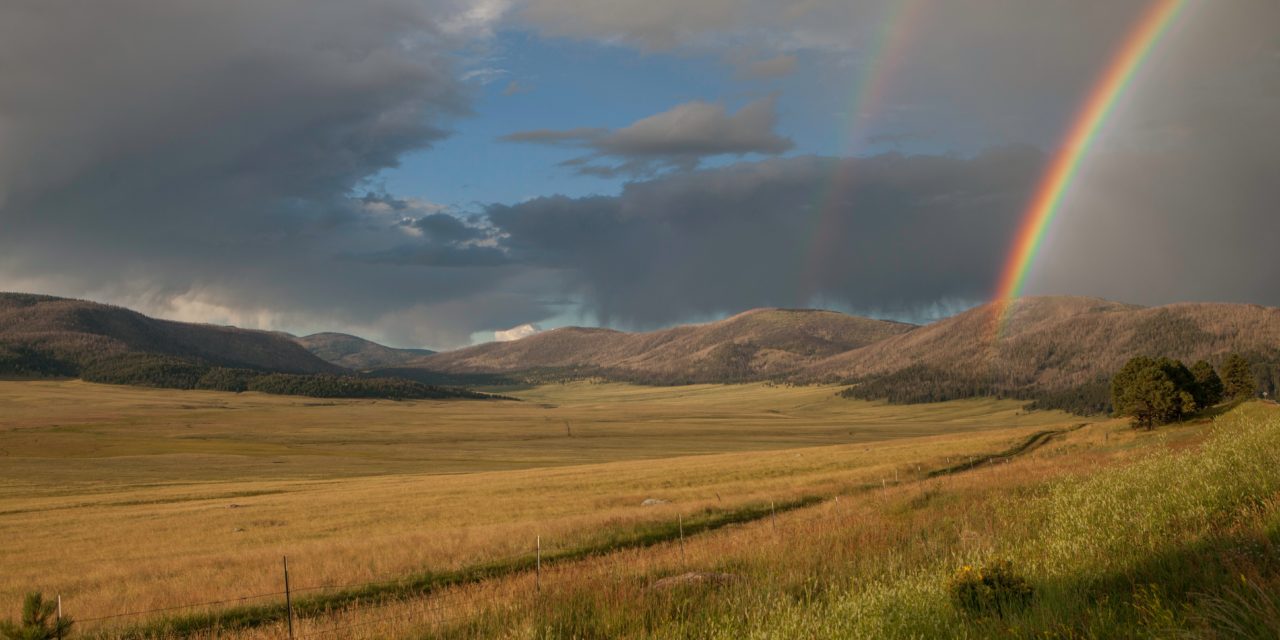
499;96;792;176
509;1;1188;150
1026;2;1280;306
412;213;488;244
514;0;741;50
0;0;547;349
492;1;1280;319
742;54;798;79
486;148;1044;327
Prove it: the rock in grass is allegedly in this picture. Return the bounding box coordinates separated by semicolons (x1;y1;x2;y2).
647;572;740;591
641;498;669;506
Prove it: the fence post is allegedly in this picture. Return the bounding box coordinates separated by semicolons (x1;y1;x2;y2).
678;514;686;569
536;535;542;594
283;556;294;640
56;595;62;640
771;501;777;534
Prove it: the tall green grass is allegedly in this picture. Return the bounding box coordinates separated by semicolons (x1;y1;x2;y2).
741;403;1280;639
465;404;1280;639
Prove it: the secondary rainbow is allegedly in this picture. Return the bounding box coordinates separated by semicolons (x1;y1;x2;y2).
992;0;1186;329
800;0;922;302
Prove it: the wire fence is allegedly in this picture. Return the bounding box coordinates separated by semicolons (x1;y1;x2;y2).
47;446;1042;640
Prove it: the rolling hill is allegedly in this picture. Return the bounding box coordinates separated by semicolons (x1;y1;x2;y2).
0;293;497;400
4;292;1276;412
0;292;340;376
389;308;916;384
295;332;435;370
806;296;1280;411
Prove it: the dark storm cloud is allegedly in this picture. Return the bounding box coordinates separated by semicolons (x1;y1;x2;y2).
1026;1;1280;306
0;0;546;347
355;244;509;268
359;207;507;267
499;96;792;176
412;213;488;244
486;148;1044;327
506;0;1280;314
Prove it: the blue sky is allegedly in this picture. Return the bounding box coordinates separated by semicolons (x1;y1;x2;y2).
379;32;795;206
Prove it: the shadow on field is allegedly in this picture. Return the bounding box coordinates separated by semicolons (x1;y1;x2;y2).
983;526;1280;638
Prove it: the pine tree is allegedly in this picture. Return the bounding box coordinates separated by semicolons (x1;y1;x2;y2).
1221;352;1257;400
1189;360;1224;407
0;593;73;640
1110;356;1200;429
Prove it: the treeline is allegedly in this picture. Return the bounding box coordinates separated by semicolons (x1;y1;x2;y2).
839;353;1273;417
0;343;78;378
7;350;497;400
1111;353;1254;429
834;365;1113;415
837;365;1010;404
1023;377;1113;415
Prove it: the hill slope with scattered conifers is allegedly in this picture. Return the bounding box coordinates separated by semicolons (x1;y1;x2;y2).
5;292;1277;412
393;308;916;384
295;332;435;370
806;296;1280;412
0;292;340;376
0;293;496;400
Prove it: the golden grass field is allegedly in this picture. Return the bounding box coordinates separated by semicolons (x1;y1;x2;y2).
192;403;1251;640
0;379;1089;635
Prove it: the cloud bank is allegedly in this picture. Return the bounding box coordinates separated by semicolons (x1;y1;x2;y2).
0;0;540;347
500;96;793;176
486;149;1043;326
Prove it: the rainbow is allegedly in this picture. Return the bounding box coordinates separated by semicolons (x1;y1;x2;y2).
801;0;922;302
992;0;1186;332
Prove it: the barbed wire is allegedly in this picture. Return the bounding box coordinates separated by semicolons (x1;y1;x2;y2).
77;590;290;623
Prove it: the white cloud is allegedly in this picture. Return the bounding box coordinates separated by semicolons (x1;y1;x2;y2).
494;323;541;341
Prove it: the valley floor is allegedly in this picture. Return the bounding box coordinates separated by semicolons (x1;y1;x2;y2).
2;381;1275;638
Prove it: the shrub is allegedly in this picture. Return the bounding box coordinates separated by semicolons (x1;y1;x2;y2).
947;559;1033;617
0;592;73;640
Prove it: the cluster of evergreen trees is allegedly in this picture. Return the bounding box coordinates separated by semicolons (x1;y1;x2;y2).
1110;353;1255;429
75;353;496;400
0;344;78;378
838;364;1006;405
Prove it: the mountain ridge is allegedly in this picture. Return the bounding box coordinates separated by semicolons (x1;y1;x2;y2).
810;296;1280;411
3;292;1277;413
395;307;916;384
295;332;435;370
0;292;340;375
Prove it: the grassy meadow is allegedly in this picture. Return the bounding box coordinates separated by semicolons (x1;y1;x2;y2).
2;380;1275;638
214;403;1275;640
0;380;1074;634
